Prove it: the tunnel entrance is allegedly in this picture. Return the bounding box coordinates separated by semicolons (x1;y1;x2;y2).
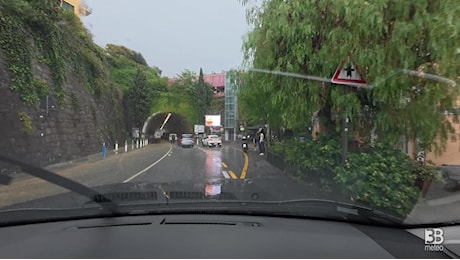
142;112;192;142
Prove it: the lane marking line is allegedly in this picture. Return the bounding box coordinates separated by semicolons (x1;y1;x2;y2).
229;147;250;180
221;162;228;168
222;171;230;179
240;152;249;179
228;170;237;179
123;143;173;183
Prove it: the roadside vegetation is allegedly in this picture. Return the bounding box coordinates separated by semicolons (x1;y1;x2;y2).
238;0;459;216
163;68;213;128
0;0;212;138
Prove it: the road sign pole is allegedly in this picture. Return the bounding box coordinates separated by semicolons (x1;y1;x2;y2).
342;116;349;164
341;86;351;164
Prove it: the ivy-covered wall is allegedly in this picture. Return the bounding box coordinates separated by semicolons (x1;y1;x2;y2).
0;0;128;166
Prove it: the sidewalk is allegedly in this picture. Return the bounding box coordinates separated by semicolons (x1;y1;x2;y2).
45;149;115;172
5;143;153;183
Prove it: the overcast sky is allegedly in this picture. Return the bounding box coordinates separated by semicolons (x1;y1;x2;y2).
82;0;249;78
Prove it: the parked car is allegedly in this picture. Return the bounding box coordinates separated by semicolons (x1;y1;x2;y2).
180;134;194;148
441;164;460;191
202;134;222;147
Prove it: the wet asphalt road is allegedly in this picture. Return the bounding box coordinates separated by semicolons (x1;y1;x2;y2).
2;141;460;225
0;141;324;208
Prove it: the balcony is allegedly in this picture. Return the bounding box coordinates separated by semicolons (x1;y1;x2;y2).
78;2;92;16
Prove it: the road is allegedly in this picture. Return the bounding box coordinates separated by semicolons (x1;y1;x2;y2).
1;141;459;225
0;141;328;209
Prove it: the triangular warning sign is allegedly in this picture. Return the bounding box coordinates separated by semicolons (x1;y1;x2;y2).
331;56;367;87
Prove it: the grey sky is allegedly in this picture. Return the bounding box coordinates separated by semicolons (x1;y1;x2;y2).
82;0;249;78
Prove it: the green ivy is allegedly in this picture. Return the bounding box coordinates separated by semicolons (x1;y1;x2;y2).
70;91;80;111
90;105;97;123
0;1;112;106
0;17;37;104
18;111;34;135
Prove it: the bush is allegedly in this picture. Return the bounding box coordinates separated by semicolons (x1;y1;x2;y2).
283;137;341;188
334;146;420;217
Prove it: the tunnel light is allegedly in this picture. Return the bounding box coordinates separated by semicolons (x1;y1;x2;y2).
160;113;172;130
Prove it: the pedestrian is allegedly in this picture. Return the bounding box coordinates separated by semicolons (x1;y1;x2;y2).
258;128;265;156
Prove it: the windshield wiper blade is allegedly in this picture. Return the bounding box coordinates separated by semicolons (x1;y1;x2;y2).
0;155;119;214
140;198;404;226
282;199;404;225
235;198;405;225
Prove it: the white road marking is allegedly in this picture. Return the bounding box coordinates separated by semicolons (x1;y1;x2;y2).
222;171;230;179
123;143;173;183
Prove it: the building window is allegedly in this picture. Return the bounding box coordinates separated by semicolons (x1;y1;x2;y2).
62;1;74;11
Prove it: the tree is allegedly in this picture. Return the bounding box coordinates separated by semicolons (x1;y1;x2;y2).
105;44;166;93
125;68;153;130
196;68;213;124
170;69;213;125
168;70;199;124
106;44;148;66
240;0;460;153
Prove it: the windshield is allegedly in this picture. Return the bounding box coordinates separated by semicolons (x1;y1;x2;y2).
0;0;459;228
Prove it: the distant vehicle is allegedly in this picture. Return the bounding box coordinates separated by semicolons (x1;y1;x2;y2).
242;136;248;152
202;135;222;147
180;134;194;148
169;133;177;143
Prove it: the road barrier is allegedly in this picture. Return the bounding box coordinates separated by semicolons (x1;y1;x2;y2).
100;138;151;159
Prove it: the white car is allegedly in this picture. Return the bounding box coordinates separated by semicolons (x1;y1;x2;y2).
202;135;222;147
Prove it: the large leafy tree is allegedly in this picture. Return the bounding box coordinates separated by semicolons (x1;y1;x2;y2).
125;68;153;130
240;0;460;153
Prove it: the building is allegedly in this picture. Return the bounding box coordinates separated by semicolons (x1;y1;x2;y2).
58;0;92;17
203;73;225;98
223;73;238;142
168;71;239;141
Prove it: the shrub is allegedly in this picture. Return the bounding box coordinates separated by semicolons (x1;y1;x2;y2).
334;146;420;217
283;137;341;188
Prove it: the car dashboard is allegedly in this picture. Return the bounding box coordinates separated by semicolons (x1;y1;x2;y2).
0;213;457;258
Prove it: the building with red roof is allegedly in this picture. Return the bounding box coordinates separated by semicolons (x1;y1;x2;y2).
203;73;225;98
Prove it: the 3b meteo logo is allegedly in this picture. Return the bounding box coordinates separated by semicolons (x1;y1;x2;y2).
424;228;444;252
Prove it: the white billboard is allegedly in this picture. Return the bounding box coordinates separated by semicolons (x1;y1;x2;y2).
194;124;205;133
205;115;221;127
